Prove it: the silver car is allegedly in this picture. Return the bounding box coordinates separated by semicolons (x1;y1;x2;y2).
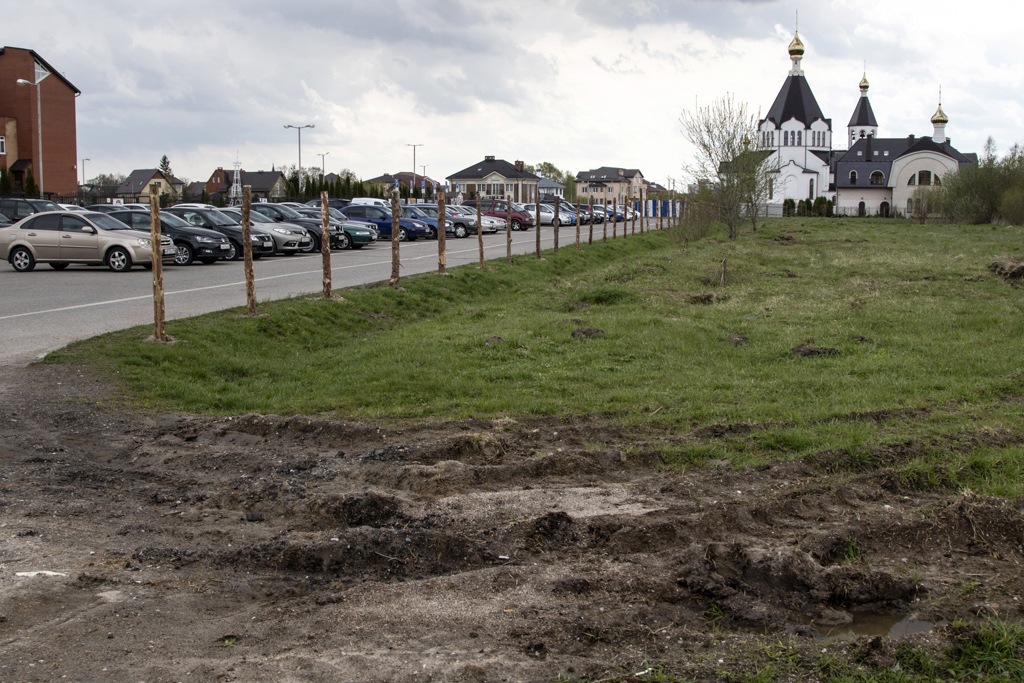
2;211;175;272
220;207;312;255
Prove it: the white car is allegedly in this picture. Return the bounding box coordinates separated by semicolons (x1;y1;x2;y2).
58;204;89;212
523;203;560;226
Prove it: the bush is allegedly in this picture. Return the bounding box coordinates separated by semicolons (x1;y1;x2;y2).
825;199;834;217
811;196;827;216
782;198;795;217
998;186;1024;224
0;166;12;196
25;169;39;197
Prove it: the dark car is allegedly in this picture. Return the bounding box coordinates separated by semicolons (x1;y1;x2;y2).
465;198;534;230
83;204;129;213
0;198;63;221
220;207;312;255
249;203;341;252
164;207;274;260
291;208;378;249
305;197;351;210
400;205;455;239
108;210;234;265
336;205;429;241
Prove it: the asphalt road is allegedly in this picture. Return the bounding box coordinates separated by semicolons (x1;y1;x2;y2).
0;225;610;367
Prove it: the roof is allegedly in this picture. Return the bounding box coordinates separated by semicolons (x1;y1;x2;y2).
538;177;564;189
647;182;669;192
365;171;439;186
763;75;827;128
210;170;285;193
848;96;878;127
575;167;644;182
116;169;167;195
896;136;975;164
0;46;81;94
447;158;540;181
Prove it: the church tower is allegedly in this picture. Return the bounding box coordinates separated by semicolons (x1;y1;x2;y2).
848;73;879;145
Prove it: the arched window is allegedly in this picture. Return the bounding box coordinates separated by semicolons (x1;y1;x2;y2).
797;131;802;146
870;171;885;185
918;171;932;186
784;131;790;146
933;175;941;186
850;171;858;185
860;131;866;138
907;174;916;186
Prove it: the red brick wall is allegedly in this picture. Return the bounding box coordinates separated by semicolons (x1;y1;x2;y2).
0;48;79;195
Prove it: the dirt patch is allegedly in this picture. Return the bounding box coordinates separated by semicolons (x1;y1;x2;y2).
791;344;840;358
484;335;506;346
1;363;1022;681
990;259;1024;280
571;327;605;338
720;334;748;347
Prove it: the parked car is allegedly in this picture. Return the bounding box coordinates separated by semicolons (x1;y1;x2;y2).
0;198;63;222
336;205;429;241
219;207;312;255
83;204;124;213
59;204;89;212
448;205;502;234
164;206;275;260
290;208;378;249
400;205;454;239
350;197;389;208
523;203;559;226
109;209;236;265
248;203;341;252
2;211;175;272
464;198;534;230
306;197;351;210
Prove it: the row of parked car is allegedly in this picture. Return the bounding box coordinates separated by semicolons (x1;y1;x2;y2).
0;195;637;272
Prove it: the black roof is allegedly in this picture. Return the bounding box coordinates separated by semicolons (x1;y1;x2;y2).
116;169;167;195
576;167;643;182
897;136;976;164
210;170;285;194
763;75;829;128
447;158;539;181
848;96;878;127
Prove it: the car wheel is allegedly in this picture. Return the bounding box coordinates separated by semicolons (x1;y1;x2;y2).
511;219;522;231
223;241;238;260
49;262;69;270
425;226;437;240
338;232;352;250
454;225;468;239
302;235;320;253
174;242;194;266
398;228;408;242
10;246;35;272
105;247;133;272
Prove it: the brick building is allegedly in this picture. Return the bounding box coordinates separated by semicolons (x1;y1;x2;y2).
0;47;80;196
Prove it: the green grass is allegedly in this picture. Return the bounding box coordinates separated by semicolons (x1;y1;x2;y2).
48;218;1024;432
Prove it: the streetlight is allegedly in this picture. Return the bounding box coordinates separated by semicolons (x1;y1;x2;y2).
420;164;429;197
16;68;50;198
284;124;315;193
406;143;423;197
81;158;90;188
318;152;329;177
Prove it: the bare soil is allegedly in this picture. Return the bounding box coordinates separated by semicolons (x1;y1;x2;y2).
1;363;1022;682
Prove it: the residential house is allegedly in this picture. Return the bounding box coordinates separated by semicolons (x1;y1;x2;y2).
575;167;645;204
115;169;179;202
447;157;540;203
537;177;565;200
205;167;287;200
0;46;80;196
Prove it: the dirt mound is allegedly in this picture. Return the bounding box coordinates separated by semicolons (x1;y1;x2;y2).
720;334;748;346
989;259;1024;279
571;327;605;338
791;343;840;358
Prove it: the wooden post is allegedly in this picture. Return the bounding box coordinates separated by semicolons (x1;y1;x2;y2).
640;190;645;235
612;198;617;239
553;196;559;252
477;197;484;269
603;199;608;242
505;194;512;263
148;183;166;341
574;198;581;249
631;193;637;235
588;196;593;245
241;185;257;314
389;188;401;287
319;190;332;298
437;190;447;274
535;200;541;259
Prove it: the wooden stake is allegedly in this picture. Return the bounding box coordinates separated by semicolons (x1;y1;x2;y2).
437;190;447;274
553;196;559;252
148;183;166;341
506;194;512;263
477;197;484;269
575;198;581;249
631;193;636;235
603;199;608;242
588;196;593;245
720;259;727;288
319;190;332;298
389;188;401;287
241;185;257;314
535;199;541;259
612;198;617;239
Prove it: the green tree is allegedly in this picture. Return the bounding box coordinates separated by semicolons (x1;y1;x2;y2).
0;166;12;196
25;168;39;197
200;188;211;205
159;155;172;176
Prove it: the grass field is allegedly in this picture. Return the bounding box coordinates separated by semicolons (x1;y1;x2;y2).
49;217;1024;425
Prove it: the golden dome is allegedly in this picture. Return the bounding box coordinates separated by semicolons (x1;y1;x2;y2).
788;32;805;57
859;73;869;92
931;103;948;125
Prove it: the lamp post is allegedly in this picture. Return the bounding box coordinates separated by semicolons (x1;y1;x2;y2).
16;69;50;198
420;164;429;198
406;143;423;196
318;152;329;178
284;124;315;193
81;158;90;190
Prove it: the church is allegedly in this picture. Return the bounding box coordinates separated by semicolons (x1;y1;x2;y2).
757;32;977;217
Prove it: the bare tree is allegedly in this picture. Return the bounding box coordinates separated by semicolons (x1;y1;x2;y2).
680;95;776;239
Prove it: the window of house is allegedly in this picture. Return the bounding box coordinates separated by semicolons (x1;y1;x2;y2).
934;175;941;186
907;175;916;186
884;151;889;156
0;136;5;155
870;171;884;185
857;151;862;156
809;179;814;197
860;131;866;138
918;171;932;186
797;131;802;146
850;171;858;184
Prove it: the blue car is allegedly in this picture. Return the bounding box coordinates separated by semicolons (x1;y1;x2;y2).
337;205;429;241
400;205;456;239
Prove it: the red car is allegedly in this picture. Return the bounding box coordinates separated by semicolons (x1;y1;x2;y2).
463;198;535;231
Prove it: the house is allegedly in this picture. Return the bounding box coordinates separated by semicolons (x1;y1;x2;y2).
365;171;440;196
205;167;287;200
575;167;645;204
537;177;565;200
115;169;178;202
446;157;540;203
0;46;80;196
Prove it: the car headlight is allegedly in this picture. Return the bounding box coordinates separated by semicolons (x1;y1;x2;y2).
251;235;263;241
272;228;293;235
196;236;216;243
137;238;151;247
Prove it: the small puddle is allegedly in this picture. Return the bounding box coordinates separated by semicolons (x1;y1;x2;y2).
819;613;946;639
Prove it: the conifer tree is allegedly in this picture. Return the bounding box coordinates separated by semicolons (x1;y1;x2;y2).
25;169;39;198
159;155;172;176
0;166;12;196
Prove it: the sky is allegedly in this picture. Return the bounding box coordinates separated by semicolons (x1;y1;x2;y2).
11;0;1023;187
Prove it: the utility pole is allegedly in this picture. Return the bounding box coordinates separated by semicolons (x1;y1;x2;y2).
407;143;423;196
318;152;330;178
284;124;315;193
420;164;429;198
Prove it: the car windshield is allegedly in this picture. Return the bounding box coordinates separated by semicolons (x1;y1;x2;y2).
203;210;238;226
88;213;135;231
511;203;527;212
327;208;346;220
417;207;438;218
31;200;62;212
160;213;190;228
272;204;303;219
